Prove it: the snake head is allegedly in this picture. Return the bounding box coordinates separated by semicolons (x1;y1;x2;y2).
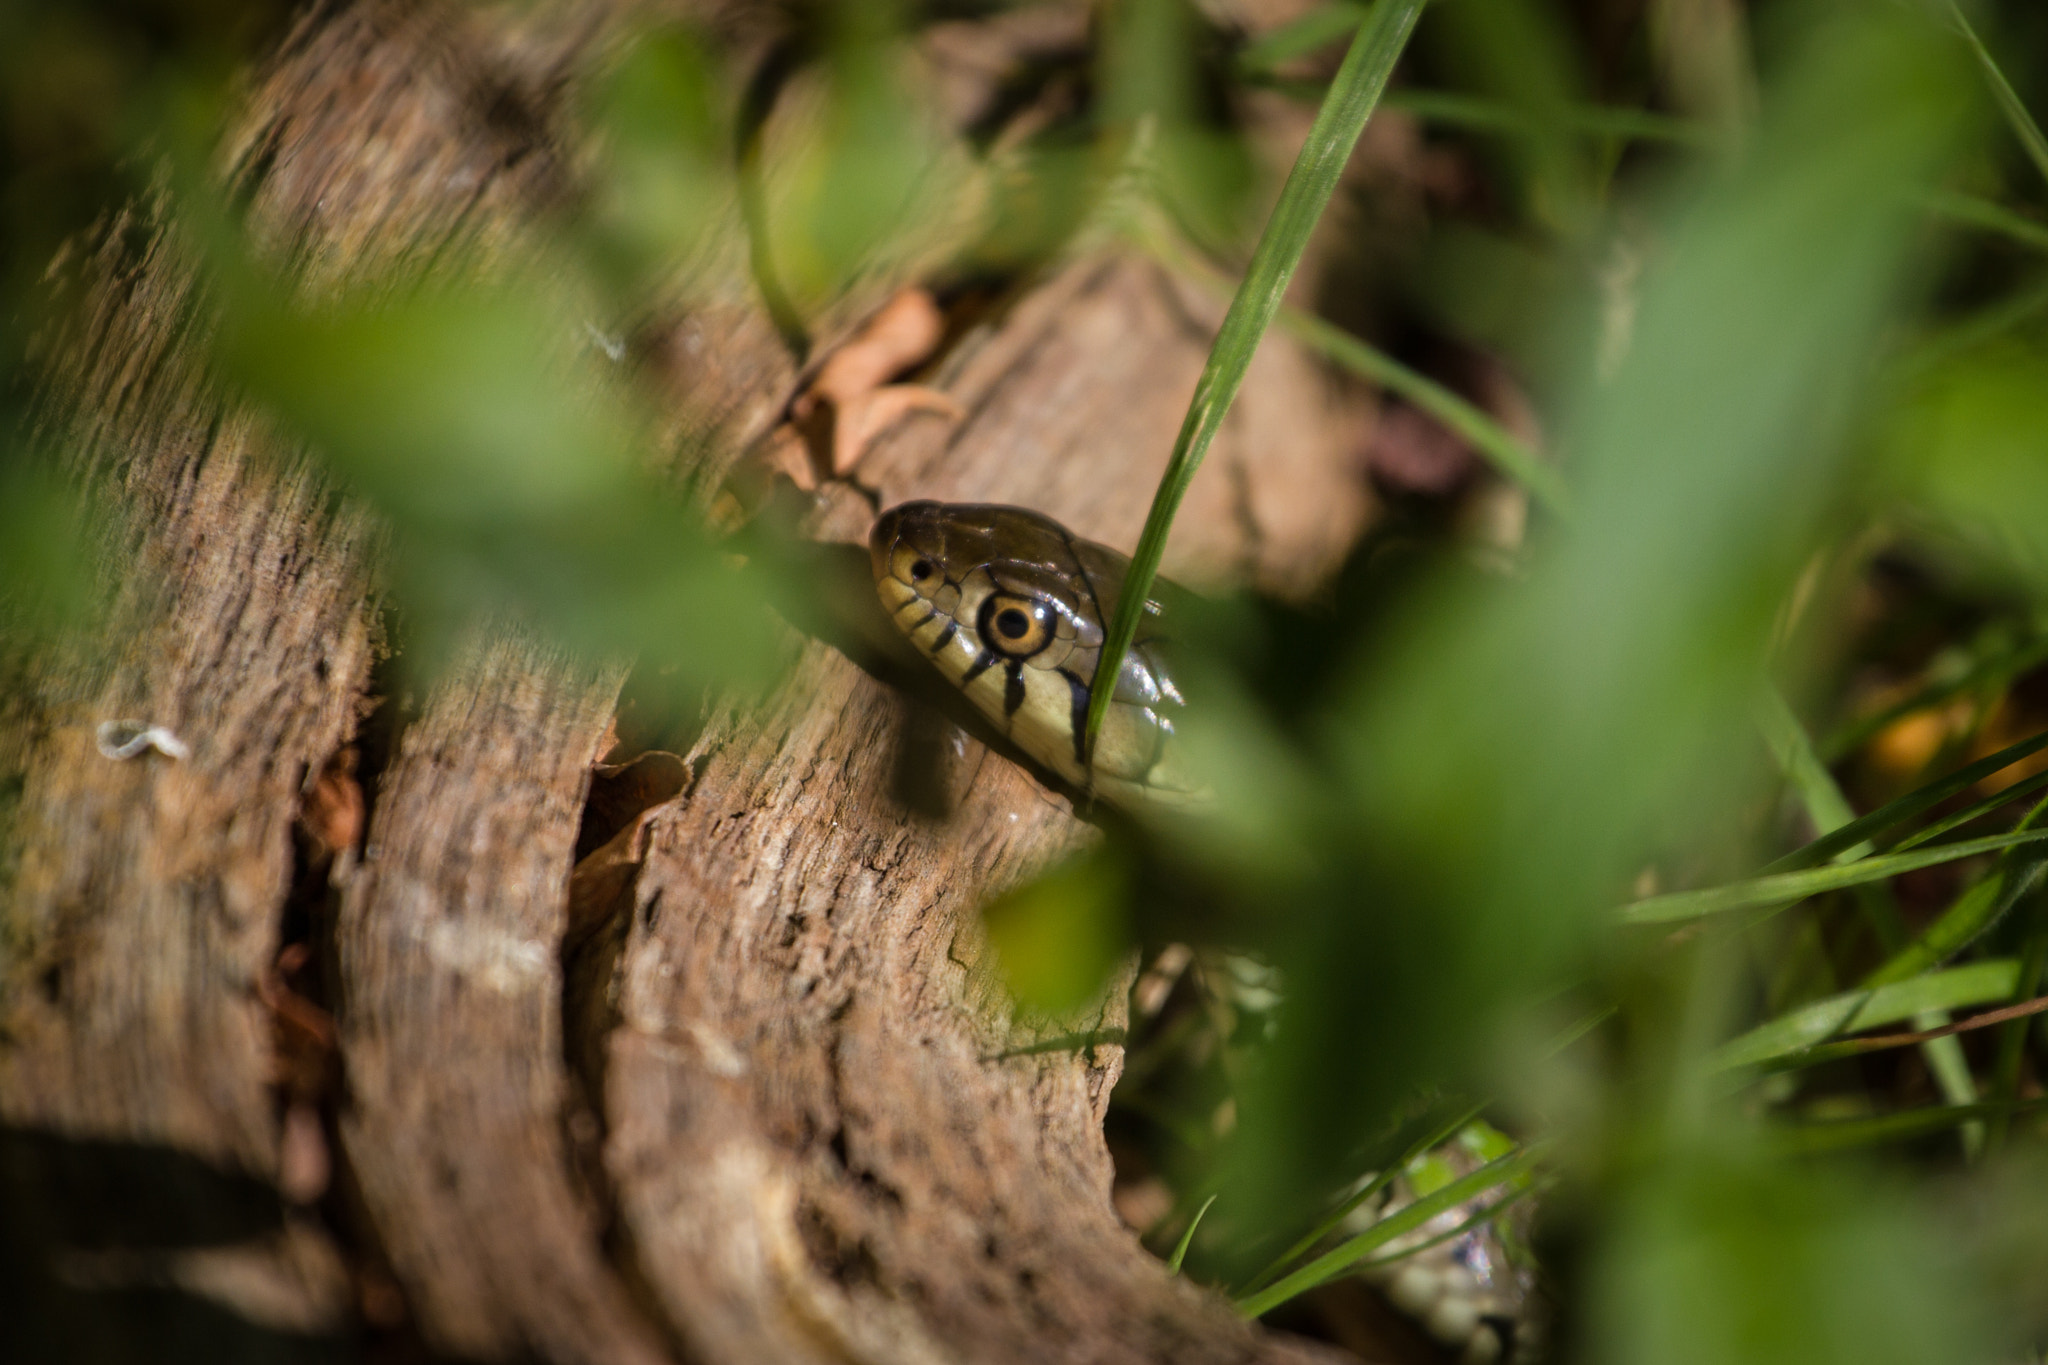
868;500;1204;811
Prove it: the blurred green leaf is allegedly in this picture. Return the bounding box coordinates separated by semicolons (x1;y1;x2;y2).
1421;0;1600;234
1276;304;1567;512
0;457;104;649
1383;88;1714;146
1879;342;2048;590
1234;1;1368;75
981;847;1131;1017
582;22;730;291
204;228;787;689
1862;793;2048;986
743;4;948;329
1920;188;2048;255
1231;0;1976;1217
1590;1158;1989;1365
1150;230;1565;507
1099;0;1202;129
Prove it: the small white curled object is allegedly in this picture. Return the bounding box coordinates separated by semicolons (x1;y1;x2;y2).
96;720;192;762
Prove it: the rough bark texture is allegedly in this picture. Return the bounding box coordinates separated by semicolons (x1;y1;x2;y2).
333;638;671;1365
1;2;1379;1362
597;252;1373;1365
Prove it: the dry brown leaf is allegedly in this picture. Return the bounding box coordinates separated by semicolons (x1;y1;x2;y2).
796;287;947;416
831;383;964;476
582;749;690;854
298;746;364;862
567;809;659;948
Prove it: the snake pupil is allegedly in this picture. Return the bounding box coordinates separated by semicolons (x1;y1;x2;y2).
996;608;1030;640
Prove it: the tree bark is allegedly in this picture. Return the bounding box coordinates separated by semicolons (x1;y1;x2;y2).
0;3;1378;1362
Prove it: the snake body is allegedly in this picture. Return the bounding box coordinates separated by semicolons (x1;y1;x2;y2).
869;501;1201;809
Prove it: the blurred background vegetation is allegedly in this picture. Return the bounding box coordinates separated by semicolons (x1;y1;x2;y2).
9;0;2048;1362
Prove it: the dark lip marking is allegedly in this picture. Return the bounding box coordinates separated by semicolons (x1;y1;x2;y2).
1057;668;1091;768
1003;661;1026;718
930;621;959;655
895;595;934;619
904;605;938;633
961;649;1000;685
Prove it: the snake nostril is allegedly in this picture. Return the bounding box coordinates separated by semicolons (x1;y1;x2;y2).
911;559;934;581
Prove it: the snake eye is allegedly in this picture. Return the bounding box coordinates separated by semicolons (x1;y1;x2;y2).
892;544;942;593
978;593;1054;658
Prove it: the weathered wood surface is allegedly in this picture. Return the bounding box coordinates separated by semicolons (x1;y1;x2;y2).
333;638;673;1365
1;1;1379;1362
599;249;1373;1365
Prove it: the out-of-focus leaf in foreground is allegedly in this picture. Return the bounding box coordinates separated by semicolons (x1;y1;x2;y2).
1877;341;2048;590
1422;0;1601;237
0;459;104;651
1590;1157;1987;1365
580;21;730;295
752;5;948;322
1219;0;1976;1228
208;241;788;691
982;846;1130;1018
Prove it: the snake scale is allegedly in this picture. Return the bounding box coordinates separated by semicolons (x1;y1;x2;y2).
869;501;1538;1364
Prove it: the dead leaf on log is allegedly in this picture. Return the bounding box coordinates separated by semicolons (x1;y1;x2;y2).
298;745;365;866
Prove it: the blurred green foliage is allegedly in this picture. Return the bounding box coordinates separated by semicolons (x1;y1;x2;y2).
11;0;2048;1362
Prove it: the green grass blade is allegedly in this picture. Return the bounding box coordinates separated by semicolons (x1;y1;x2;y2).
1988;928;2048;1152
1766;1097;2048;1156
1861;791;2048;987
1888;766;2048;853
1084;0;1428;759
1893;275;2048;380
1275;307;1570;513
1760;688;1857;835
1350;1180;1538;1272
1759;727;2048;874
1383;88;1713;146
1146;231;1565;511
1236;0;1369;75
1620;827;2048;925
1165;1194;1217;1275
1761;699;1910;944
1755;689;1985;1109
1919;188;2048;255
1234;1147;1540;1319
1713;959;2020;1071
1945;0;2048;190
1820;633;2048;759
1236;1101;1481;1297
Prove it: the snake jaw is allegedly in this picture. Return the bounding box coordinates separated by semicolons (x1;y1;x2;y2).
868;501;1206;811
